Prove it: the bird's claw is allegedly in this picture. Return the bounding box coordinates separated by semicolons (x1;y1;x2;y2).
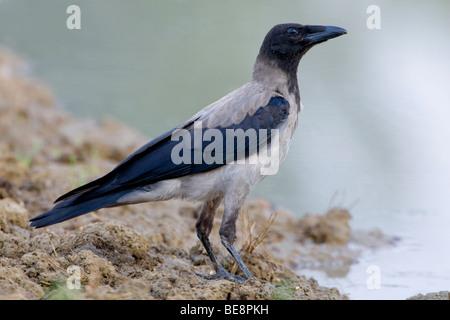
195;270;247;283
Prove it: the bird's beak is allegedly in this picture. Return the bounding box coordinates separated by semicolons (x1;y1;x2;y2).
304;25;347;45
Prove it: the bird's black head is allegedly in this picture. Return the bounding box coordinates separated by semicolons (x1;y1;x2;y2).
258;23;347;74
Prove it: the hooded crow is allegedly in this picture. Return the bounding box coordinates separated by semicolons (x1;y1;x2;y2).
30;23;347;282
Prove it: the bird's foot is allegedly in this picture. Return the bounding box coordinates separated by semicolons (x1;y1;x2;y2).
195;269;247;283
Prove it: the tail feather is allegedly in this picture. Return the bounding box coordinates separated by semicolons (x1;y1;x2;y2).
53;174;111;204
30;191;126;228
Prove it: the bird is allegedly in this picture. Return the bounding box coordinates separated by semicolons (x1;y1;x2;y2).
30;23;347;282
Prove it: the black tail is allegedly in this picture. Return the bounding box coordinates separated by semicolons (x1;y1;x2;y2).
29;191;126;228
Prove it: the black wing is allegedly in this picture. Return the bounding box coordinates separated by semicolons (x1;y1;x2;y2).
30;95;290;228
57;96;290;202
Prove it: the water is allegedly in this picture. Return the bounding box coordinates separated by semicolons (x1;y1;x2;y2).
1;0;449;299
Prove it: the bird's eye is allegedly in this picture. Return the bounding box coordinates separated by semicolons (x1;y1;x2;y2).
287;27;299;36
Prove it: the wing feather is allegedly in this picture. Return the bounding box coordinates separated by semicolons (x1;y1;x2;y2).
55;86;290;204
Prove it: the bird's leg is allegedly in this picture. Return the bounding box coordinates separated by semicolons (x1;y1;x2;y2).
220;235;254;280
218;192;254;280
219;213;254;280
195;229;246;282
195;196;246;282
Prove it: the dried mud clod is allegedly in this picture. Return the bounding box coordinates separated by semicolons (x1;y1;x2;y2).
298;207;351;245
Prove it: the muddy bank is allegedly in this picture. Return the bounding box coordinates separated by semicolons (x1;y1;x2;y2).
0;48;401;300
407;291;449;300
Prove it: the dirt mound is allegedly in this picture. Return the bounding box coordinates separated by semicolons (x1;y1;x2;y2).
407;291;450;300
0;217;344;300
